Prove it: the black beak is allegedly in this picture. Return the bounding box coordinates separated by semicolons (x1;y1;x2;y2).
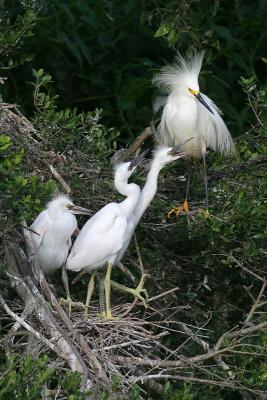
168;147;197;157
69;205;91;215
167;138;194;156
128;150;149;170
194;93;214;114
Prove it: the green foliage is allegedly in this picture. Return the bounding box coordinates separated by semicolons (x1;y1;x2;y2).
31;68;119;157
0;134;55;222
0;354;89;400
0;0;38;69
163;382;194;400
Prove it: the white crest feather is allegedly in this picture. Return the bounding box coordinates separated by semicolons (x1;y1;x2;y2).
154;50;235;157
153;51;205;93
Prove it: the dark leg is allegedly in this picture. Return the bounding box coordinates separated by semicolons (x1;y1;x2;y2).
98;273;106;318
104;263;113;319
167;161;192;218
202;153;209;213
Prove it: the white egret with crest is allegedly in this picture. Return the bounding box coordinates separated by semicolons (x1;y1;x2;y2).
153;51;235;217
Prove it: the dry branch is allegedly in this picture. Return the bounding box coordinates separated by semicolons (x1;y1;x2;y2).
42;160;72;193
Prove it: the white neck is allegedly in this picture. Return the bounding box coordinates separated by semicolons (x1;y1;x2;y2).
133;158;163;225
48;207;66;218
115;176;140;218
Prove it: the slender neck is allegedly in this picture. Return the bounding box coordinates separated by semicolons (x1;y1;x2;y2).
115;176;140;218
48;207;66;218
133;158;162;224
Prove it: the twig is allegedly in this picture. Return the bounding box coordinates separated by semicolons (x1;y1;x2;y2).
148;287;179;303
228;321;267;338
229;255;265;282
128;374;263;394
118;126;153;161
118;262;136;284
3;304;34;354
71;270;86;285
245;281;267;324
43;160;71;193
0;294;68;361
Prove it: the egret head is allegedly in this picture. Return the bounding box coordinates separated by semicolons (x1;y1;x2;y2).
154;142;196;167
153;51;215;114
114;150;148;181
47;194;90;215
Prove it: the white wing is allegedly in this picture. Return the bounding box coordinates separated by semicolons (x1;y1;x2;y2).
158;102;177;146
30;210;51;248
67;203;127;271
198;93;235;155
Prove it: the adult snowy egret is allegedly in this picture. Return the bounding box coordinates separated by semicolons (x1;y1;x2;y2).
30;194;90;314
153;51;235;216
67;145;194;319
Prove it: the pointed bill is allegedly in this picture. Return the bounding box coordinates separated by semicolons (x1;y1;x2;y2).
167;138;194;156
128;149;149;170
194;93;214;114
69;205;91;215
168;146;200;157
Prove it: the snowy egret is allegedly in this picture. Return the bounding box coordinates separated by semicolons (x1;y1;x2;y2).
66;152;147;319
153;51;235;216
67;145;194;319
30;194;90;314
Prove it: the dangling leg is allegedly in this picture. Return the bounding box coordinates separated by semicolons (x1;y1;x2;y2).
110;273;149;308
60;263;84;318
84;272;95;318
104;263;113;320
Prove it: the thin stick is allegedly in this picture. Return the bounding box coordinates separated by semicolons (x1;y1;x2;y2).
0;294;68;361
119;126;153;162
43;160;71;193
245;281;267;324
148;287;179;303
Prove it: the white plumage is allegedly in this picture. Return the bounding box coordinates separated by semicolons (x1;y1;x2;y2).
67;146;193;319
153;51;235;158
67;158;142;319
30;194;90;274
67;163;140;274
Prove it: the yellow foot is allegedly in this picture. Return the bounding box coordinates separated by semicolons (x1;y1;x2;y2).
182;199;190;212
110;274;149;308
134;274;149;307
167;207;182;219
60;296;85;318
167;200;190;219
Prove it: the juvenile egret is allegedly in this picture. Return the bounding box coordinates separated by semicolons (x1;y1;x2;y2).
67;145;193;319
30;194;90;314
66;153;146;319
153;51;235;216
